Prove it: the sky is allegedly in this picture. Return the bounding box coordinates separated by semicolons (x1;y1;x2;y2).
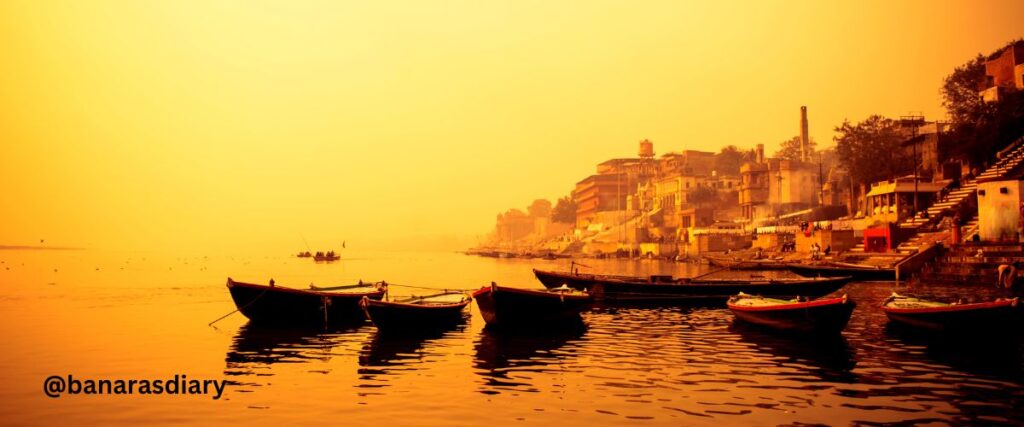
1;0;1022;252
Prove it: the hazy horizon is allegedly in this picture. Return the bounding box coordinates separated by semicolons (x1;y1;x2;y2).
2;1;1022;252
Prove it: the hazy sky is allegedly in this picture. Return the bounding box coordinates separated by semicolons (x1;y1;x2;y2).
1;1;1022;252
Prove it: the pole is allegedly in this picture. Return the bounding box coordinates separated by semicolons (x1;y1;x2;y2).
900;115;924;216
913;128;918;214
818;153;824;206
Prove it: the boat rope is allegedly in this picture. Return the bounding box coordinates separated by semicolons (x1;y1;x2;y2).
208;286;270;327
691;267;730;280
310;281;386;291
385;283;477;292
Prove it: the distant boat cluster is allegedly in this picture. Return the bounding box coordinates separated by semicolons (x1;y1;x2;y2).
296;251;340;262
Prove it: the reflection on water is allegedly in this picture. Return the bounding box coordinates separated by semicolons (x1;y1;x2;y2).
4;250;1024;425
473;323;587;394
224;323;371;391
730;323;858;383
358;319;470;373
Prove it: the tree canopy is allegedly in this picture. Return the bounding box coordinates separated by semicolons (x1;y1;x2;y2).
551;196;576;224
834;115;912;185
527;199;552;218
939;40;1024;165
713;145;750;175
774;135;817;161
687;186;719;207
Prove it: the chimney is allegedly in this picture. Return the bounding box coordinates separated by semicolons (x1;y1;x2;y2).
756;144;765;163
800;106;809;162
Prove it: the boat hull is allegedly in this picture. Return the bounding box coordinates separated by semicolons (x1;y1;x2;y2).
226;279;384;325
729;296;856;333
473;284;592;328
883;298;1020;332
787;263;895;281
361;298;470;330
533;269;851;304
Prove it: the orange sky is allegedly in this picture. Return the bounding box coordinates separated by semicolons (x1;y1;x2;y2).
1;1;1021;252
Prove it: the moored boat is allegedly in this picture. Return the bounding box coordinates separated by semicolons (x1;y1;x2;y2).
472;282;592;327
704;255;788;270
360;292;471;330
532;269;852;303
226;278;386;325
787;262;895;281
882;293;1020;332
727;293;856;333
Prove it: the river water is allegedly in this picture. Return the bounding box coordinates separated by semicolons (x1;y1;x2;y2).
1;249;1022;425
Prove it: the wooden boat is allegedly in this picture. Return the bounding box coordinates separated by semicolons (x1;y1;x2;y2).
704;255;788;270
532;269;852;303
787;262;895;281
728;293;856;333
226;278;386;325
360;292;471;330
296;251;312;258
882;293;1020;332
313;253;341;262
472;282;592;327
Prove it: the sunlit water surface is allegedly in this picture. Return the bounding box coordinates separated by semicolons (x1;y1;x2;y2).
1;249;1023;425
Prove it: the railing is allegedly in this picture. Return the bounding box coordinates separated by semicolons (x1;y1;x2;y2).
988;135;1024;179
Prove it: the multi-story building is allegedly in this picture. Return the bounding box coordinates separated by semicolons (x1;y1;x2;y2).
574;172;636;228
573;141;657;228
980;40;1024;103
740;145;771;221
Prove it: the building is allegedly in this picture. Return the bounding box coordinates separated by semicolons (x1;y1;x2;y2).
766;158;819;212
574;173;636;228
658;150;716;177
976;179;1024;242
863;177;945;225
574;140;657;228
739;144;820;222
900;121;967;182
739;145;771;221
980;40;1024;103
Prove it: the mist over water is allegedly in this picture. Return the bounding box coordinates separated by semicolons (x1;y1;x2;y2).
1;249;1023;425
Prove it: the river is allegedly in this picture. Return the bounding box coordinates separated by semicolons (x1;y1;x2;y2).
1;249;1022;425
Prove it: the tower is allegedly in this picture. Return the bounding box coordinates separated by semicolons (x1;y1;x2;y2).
800;106;809;162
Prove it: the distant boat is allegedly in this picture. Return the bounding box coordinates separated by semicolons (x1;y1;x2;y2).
360;292;471;331
296;251;312;258
532;269;852;303
472;282;592;328
226;278;386;325
313;252;341;262
882;293;1020;332
787;262;895;281
728;293;856;334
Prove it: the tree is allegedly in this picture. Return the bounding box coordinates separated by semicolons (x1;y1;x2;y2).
687;186;718;208
527;199;552;218
834;115;911;186
941;40;1024;165
941;53;990;128
774;136;817;161
713;145;748;175
551;196;576;224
